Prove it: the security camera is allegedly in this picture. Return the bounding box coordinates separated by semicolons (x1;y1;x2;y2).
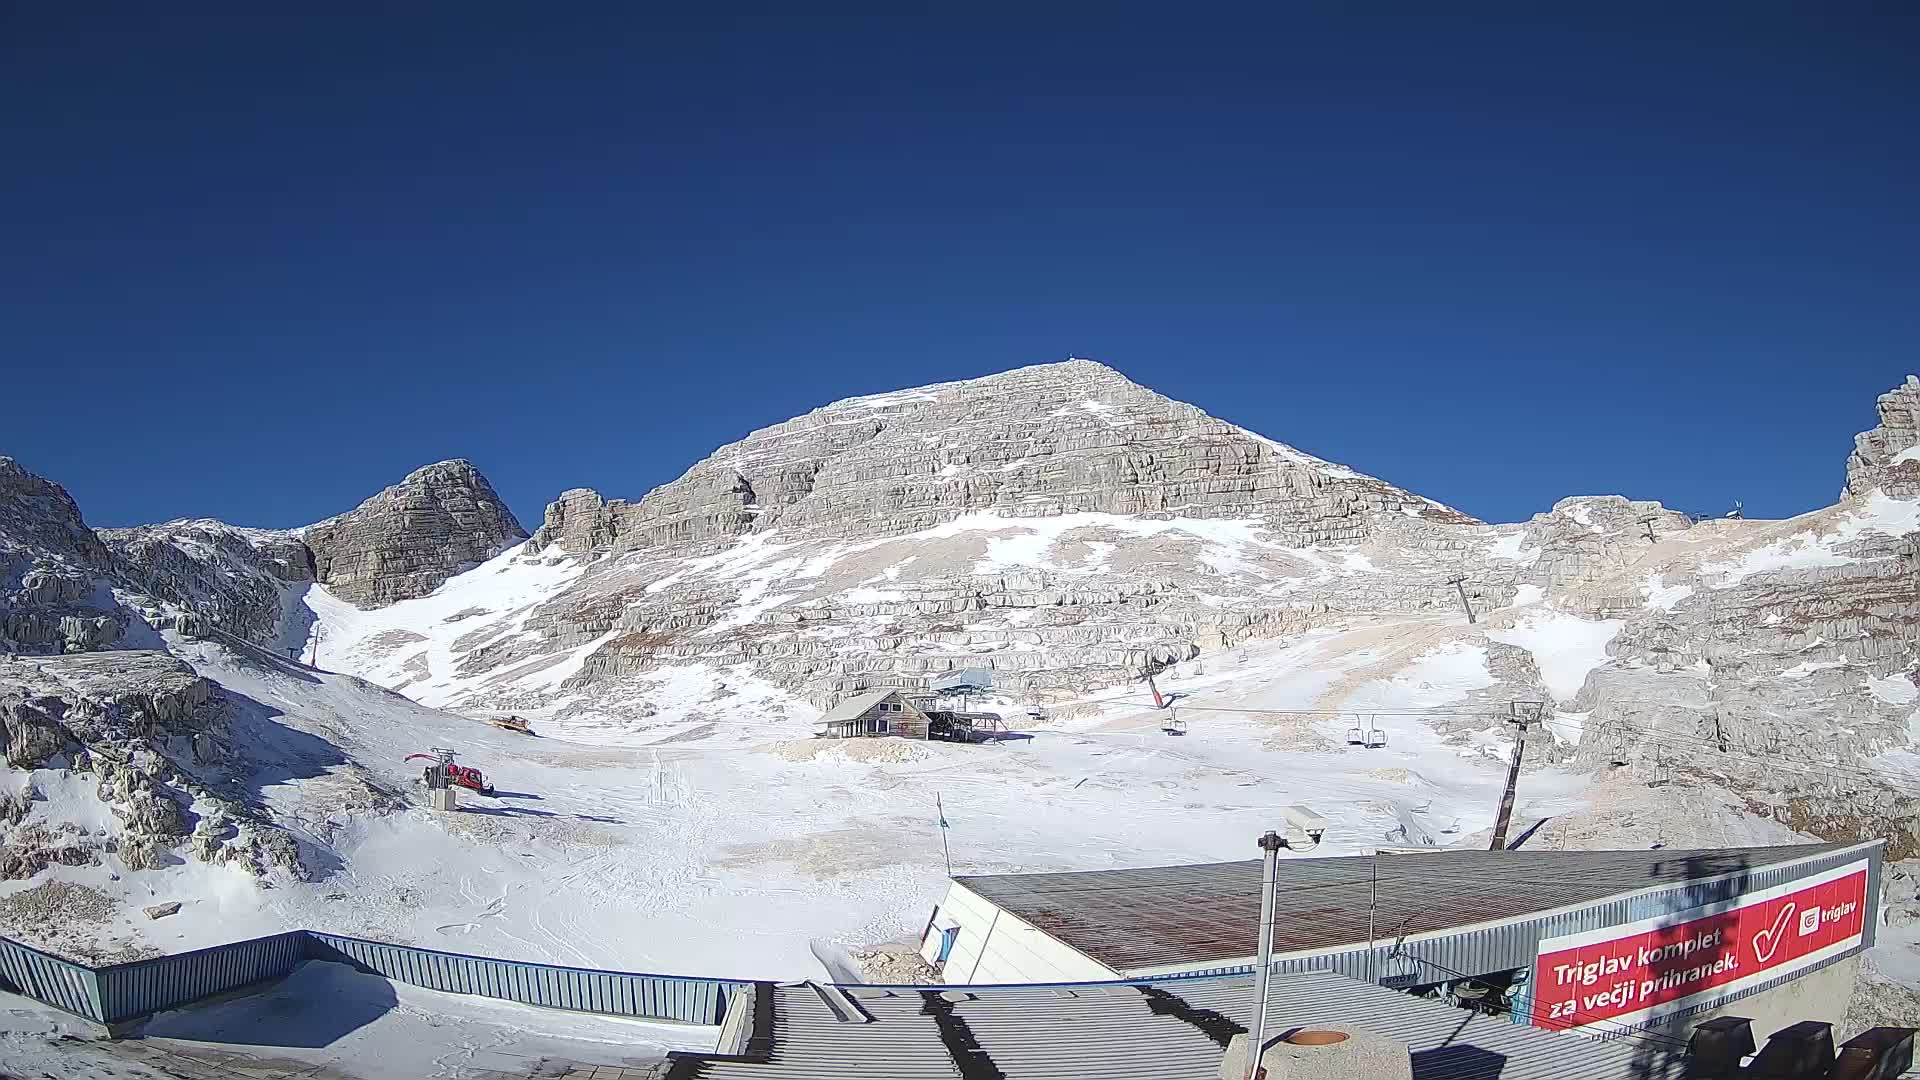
1284;804;1329;844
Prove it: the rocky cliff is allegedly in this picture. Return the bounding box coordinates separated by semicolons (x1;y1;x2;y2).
302;459;526;608
0;454;527;906
1845;375;1920;498
1;457;124;654
357;361;1482;714
527;359;1475;560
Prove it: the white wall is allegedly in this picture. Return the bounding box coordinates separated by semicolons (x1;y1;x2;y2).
926;882;1119;985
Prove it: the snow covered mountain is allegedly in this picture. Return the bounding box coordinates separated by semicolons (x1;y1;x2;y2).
1;361;1917;1013
294;364;1920;862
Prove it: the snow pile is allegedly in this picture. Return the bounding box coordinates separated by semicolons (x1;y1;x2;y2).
1487;612;1621;704
1642;572;1693;612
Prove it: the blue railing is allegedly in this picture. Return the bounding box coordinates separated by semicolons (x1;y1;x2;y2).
0;928;747;1029
0;932;104;1020
306;932;742;1024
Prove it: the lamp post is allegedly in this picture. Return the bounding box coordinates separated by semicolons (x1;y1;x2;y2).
1245;830;1286;1080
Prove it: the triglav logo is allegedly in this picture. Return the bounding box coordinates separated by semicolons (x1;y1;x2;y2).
1751;904;1795;964
1797;907;1821;937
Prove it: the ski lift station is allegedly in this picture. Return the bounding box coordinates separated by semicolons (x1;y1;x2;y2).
813;670;1011;743
917;840;1887;1044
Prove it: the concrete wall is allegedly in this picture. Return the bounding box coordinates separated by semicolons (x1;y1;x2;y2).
1641;954;1861;1048
929;883;1118;985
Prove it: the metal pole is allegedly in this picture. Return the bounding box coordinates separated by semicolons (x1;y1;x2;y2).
1489;704;1535;850
937;793;952;878
1246;831;1285;1080
1367;853;1378;984
1447;576;1476;624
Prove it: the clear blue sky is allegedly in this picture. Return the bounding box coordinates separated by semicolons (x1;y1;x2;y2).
3;5;1915;530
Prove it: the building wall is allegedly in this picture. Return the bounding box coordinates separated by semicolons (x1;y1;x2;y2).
825;695;930;739
1639;953;1860;1047
928;883;1119;986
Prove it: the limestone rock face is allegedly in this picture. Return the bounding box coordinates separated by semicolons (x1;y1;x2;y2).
1845;375;1920;498
529;360;1476;559
0;650;310;879
301;459;527;609
102;519;315;650
1;457;124;654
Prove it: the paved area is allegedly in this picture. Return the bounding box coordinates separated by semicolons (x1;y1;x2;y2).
0;965;704;1080
2;1032;670;1079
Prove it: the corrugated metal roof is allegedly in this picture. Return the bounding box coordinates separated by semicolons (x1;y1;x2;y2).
670;970;1693;1080
818;689;901;724
954;843;1844;972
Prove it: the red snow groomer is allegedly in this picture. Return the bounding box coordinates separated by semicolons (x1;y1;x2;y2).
407;749;495;796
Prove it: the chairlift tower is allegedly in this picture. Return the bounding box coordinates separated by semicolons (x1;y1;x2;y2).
1446;575;1476;624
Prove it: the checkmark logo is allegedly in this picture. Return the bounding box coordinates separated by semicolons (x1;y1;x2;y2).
1753;903;1795;963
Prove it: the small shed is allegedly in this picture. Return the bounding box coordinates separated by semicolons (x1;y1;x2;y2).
815;689;932;740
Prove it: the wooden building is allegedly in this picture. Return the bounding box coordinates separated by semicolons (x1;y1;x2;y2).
814;689;932;739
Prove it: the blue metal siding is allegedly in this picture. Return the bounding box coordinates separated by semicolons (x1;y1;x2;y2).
93;930;306;1023
0;933;103;1020
301;931;745;1024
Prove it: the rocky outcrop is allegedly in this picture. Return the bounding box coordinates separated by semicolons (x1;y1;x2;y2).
0;457;124;654
529;360;1476;560
1844;375;1920;498
303;459;527;609
0;650;310;878
102;520;315;650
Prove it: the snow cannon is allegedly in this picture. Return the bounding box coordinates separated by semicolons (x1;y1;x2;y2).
405;751;495;796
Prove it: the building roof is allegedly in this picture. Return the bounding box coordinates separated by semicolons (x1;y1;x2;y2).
667;970;1694;1080
817;688;902;725
954;843;1845;974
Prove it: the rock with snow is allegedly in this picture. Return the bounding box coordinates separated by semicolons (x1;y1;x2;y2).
103;519;315;649
1844;374;1920;498
527;359;1476;561
0;457;124;654
143;901;181;920
302;459;526;609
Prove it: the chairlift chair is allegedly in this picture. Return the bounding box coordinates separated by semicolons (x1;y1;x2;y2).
1345;718;1366;746
1647;748;1672;788
1162;711;1187;736
1364;725;1388;748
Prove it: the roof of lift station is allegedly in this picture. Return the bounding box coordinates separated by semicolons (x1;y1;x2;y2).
951;842;1849;973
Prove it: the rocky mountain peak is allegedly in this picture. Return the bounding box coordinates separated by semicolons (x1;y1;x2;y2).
1844;375;1920;499
1;457;123;653
527;360;1474;560
0;457;112;571
301;459;527;609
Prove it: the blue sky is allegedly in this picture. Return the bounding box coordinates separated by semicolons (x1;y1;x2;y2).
3;6;1914;530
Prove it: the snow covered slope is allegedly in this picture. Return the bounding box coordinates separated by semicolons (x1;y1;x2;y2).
2;363;1917;998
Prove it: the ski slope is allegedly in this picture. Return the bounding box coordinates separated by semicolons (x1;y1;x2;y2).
4;616;1602;982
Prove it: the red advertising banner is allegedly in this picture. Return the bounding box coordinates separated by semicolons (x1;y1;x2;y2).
1533;859;1869;1031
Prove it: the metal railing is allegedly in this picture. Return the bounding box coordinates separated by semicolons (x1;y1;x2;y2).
306;932;743;1024
0;928;747;1029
